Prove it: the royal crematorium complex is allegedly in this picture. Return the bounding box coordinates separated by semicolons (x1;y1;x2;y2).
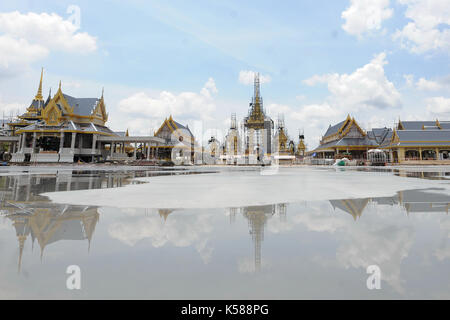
0;69;449;165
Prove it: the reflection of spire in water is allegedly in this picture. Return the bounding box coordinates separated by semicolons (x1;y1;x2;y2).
330;199;369;220
158;209;174;222
242;204;280;272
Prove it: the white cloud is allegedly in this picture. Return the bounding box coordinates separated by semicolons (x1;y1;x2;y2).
0;36;48;77
426;96;450;115
0;11;97;53
0;97;23;116
303;52;401;111
342;0;393;37
404;74;447;91
291;103;341;122
118;78;218;126
416;77;442;91
265;103;292;118
238;70;271;85
367;115;391;129
393;0;450;53
0;11;97;75
403;74;415;87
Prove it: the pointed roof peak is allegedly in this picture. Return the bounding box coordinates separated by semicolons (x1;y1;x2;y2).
34;68;44;101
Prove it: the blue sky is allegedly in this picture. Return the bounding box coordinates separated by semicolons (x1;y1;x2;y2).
0;0;449;148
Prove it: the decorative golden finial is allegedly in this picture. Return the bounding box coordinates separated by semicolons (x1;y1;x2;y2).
59;80;62;90
126;128;129;137
35;68;44;101
101;87;104;99
169;114;173;121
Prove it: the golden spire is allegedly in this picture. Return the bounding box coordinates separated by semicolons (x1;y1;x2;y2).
35;68;44;101
58;80;62;91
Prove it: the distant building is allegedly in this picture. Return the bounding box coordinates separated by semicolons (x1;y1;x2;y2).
224;113;243;164
272;117;295;164
384;119;450;163
311;115;377;159
243;73;274;163
296;131;307;157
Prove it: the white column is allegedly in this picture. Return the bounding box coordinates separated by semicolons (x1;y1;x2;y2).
91;134;97;162
133;142;137;159
31;132;37;153
91;134;97;153
147;143;150;159
19;133;24;152
59;132;65;153
71;132;77;152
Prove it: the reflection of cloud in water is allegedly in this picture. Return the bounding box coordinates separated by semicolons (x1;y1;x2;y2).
336;217;414;294
275;199;416;293
434;216;450;261
238;257;271;274
290;202;349;233
106;209;214;264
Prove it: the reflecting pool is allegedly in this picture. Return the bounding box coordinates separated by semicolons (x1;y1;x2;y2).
0;166;449;299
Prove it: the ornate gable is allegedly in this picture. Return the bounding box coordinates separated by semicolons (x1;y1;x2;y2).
42;101;62;126
92;98;108;122
390;130;400;145
340;118;366;138
50;88;74;115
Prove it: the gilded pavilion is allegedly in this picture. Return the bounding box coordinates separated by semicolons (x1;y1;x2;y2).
296;132;306;157
311;115;378;159
8;69;117;163
153;115;198;164
4;70;166;163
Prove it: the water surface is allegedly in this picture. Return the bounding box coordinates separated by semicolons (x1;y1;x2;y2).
0;166;449;299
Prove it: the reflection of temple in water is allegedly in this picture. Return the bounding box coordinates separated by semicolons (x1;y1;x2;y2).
331;188;450;219
7;204;99;272
0;172;129;272
228;203;287;272
0;171;183;273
